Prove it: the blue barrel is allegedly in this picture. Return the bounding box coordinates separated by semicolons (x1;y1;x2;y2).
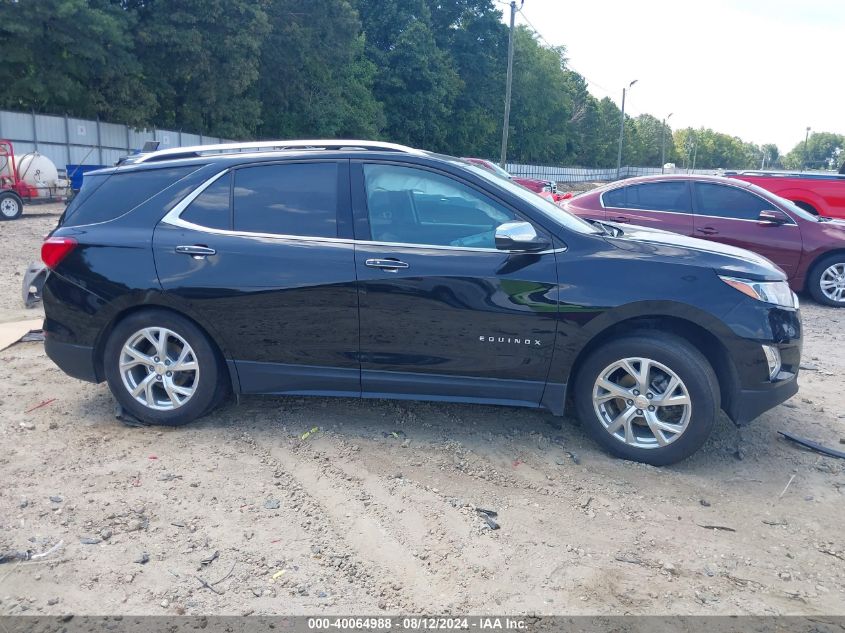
66;164;107;192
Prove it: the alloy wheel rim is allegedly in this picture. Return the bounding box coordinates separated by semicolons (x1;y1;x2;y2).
592;357;692;449
0;198;18;217
119;327;199;410
819;263;845;303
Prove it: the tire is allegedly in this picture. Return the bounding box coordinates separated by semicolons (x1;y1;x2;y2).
0;191;23;220
808;254;845;307
574;333;720;466
103;309;229;425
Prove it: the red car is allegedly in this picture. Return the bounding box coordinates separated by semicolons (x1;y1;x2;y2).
564;174;845;306
725;170;845;219
462;157;559;200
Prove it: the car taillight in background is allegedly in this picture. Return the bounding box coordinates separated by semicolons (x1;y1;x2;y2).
41;236;77;269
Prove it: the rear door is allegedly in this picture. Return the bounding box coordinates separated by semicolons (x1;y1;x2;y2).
352;161;559;406
691;181;802;278
602;180;694;235
154;160;360;395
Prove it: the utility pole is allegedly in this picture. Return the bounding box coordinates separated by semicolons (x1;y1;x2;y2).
616;79;638;179
500;0;521;168
803;126;811;169
660;112;673;174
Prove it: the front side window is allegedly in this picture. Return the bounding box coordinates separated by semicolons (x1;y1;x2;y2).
363;164;516;248
694;183;772;220
233;162;338;237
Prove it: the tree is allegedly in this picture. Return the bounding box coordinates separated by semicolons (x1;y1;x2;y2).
783;132;845;170
356;0;460;150
505;27;574;164
256;0;383;139
0;0;156;126
423;0;508;157
129;0;270;139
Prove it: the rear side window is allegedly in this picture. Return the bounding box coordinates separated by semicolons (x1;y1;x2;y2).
603;187;626;207
63;166;197;226
694;183;771;220
603;182;690;213
233;163;338;237
181;174;231;230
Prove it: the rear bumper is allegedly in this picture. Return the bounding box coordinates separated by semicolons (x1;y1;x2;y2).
45;337;100;383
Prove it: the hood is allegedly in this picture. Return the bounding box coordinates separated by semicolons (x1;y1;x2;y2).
602;222;786;282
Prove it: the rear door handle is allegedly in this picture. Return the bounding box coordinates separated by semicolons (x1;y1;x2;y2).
696;227;718;235
365;258;409;271
611;215;630;223
176;245;216;258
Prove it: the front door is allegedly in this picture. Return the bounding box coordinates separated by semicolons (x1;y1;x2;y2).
692;181;803;279
154;160;360;395
352;161;559;407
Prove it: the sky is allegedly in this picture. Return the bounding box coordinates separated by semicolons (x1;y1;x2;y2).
508;0;844;154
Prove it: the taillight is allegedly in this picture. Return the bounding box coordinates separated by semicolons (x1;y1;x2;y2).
41;236;77;269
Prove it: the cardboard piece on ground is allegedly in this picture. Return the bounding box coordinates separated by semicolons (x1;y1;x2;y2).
0;319;44;351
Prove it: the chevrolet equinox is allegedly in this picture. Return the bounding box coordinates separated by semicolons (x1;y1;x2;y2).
41;140;802;465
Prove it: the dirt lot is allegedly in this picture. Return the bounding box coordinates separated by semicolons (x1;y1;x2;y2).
1;203;844;616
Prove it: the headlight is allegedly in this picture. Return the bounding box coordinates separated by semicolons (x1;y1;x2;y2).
719;276;797;309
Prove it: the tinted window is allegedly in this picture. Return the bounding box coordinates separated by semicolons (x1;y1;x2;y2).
181;174;231;230
603;182;690;212
603;187;626;208
364;164;516;248
233;163;338;237
63;166;197;226
695;183;772;220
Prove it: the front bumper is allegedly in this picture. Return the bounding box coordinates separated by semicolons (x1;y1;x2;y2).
726;373;799;425
45;337;99;383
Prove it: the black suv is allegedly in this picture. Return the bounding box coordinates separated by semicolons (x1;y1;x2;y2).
41;140;802;465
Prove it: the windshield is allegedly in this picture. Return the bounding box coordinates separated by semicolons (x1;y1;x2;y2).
450;160;601;235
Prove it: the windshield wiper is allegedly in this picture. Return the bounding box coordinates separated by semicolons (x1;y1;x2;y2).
587;219;621;237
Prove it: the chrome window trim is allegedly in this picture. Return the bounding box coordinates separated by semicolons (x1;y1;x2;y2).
161;169;565;255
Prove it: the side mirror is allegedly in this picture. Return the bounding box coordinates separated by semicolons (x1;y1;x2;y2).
495;221;550;252
758;209;789;226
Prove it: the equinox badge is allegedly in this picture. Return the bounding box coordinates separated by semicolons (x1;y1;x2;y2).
479;335;541;346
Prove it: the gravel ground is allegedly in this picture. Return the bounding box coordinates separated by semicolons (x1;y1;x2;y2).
1;204;844;616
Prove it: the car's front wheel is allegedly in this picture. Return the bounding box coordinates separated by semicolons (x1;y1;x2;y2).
574;334;720;465
808;254;845;307
104;309;228;425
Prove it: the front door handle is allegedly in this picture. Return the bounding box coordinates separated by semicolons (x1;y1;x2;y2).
610;215;630;223
696;227;718;235
365;258;409;271
176;245;216;259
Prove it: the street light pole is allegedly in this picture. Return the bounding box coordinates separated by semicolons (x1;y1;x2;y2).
499;0;521;169
660;112;673;174
803;126;811;170
616;79;638;179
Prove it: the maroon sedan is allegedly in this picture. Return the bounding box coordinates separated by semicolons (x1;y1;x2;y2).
564;174;845;307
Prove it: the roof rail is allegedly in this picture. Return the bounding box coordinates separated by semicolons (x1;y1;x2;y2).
128;139;424;164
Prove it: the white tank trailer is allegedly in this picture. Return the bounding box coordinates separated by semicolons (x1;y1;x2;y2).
14;152;69;200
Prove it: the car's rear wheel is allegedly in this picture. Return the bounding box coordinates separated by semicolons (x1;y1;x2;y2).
808;254;845;307
104;309;228;425
0;192;23;220
574;334;719;465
